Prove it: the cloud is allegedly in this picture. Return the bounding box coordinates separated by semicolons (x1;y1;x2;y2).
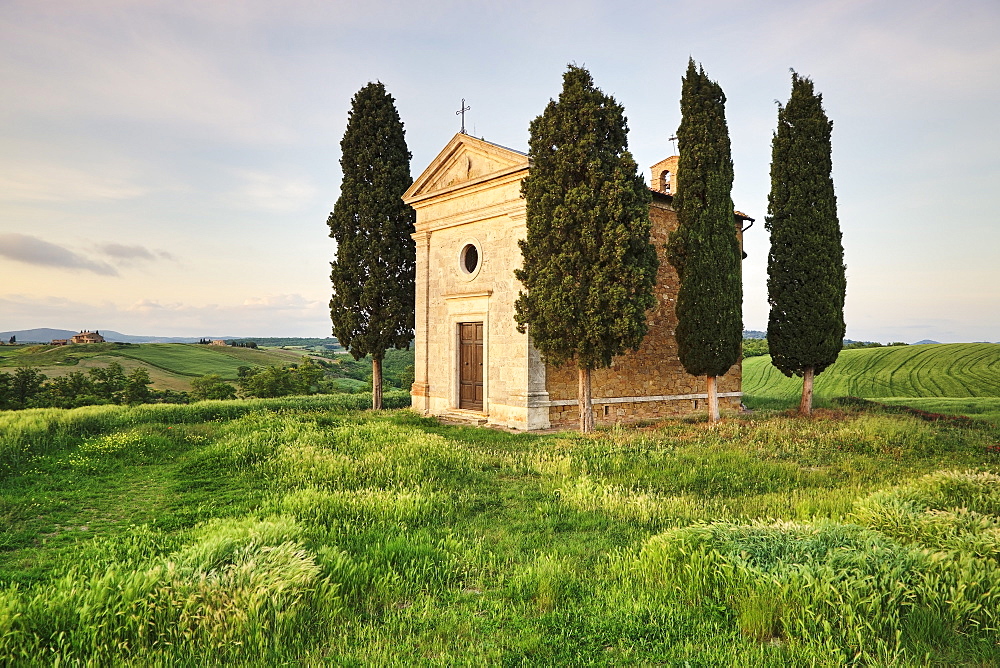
242;294;317;309
226;170;319;213
0;162;149;203
0;292;332;337
0;3;298;145
97;243;176;264
0;234;118;276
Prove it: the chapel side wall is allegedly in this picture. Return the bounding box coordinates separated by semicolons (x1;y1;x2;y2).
545;200;741;426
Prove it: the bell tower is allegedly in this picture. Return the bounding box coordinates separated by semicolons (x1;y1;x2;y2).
650;155;679;195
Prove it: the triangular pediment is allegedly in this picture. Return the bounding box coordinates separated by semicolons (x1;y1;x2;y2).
404;133;529;203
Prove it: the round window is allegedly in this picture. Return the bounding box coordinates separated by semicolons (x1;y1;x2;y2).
460;243;480;274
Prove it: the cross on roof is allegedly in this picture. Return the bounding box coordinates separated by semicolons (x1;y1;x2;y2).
456;98;471;134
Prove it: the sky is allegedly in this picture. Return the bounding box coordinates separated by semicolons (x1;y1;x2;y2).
1;0;998;342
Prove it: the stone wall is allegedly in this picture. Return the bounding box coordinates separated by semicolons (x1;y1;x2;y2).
545;196;742;427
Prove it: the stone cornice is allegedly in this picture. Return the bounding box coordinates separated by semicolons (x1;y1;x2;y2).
442;289;493;300
416;199;526;234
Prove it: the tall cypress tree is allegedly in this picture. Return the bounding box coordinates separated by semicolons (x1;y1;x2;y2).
666;59;742;423
328;82;416;410
514;65;658;433
766;73;845;415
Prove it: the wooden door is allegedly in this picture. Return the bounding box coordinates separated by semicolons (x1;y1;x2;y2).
459;322;483;410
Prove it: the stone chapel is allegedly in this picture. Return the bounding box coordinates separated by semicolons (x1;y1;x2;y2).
402;133;749;430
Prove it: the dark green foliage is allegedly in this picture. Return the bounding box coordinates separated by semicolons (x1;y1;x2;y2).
0;367;48;409
89;362;127;401
514;65;658;370
742;338;769;359
230;337;341;350
328;83;416;366
766;73;846;378
46;371;99;408
667;60;742;378
0;367;190;410
123;368;152;405
236;358;325;398
190;373;237;401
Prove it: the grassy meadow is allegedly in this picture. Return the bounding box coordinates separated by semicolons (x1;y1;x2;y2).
1;396;999;665
743;343;1000;416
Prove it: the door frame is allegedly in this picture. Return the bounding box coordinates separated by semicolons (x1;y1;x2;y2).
457;321;484;410
445;294;489;414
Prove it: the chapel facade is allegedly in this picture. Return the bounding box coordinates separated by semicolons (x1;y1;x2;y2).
402;133;746;430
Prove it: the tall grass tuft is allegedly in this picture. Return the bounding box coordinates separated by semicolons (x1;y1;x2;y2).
853;470;1000;556
0;392;409;479
622;499;1000;661
0;516;340;664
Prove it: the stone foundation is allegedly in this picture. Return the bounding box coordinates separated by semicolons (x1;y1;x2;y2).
548;394;742;427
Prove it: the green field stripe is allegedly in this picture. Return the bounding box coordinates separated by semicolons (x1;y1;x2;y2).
115;351;203;377
745;343;1000;406
953;345;1000;396
908;345;945;397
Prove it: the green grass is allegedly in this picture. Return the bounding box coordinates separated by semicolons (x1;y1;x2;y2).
1;398;999;664
111;343;288;379
743;343;1000;410
877;397;1000;425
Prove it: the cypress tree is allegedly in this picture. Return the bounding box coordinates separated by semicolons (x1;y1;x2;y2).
666;59;743;423
514;65;658;433
766;72;845;415
328;82;416;410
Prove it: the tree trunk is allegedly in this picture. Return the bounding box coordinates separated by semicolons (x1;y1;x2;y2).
372;355;383;410
578;366;594;433
799;366;814;416
707;375;720;423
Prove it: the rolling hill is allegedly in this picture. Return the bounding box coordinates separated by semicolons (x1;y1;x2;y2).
742;343;1000;408
0;343;320;391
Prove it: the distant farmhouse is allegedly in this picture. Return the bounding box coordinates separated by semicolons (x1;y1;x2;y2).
51;330;106;345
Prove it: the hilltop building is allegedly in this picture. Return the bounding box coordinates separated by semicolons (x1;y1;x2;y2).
52;330;106;345
402;133;749;430
72;330;105;344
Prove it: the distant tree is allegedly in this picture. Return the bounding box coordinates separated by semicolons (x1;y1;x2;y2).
47;371;98;407
328;82;416;410
8;335;15;344
514;65;658;433
666;59;742;423
766;72;845;415
123;367;152;404
11;367;47;409
190;373;237;401
742;338;770;359
0;373;12;410
152;389;191;405
237;366;292;398
89;362;127;402
236;362;322;399
293;358;324;394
